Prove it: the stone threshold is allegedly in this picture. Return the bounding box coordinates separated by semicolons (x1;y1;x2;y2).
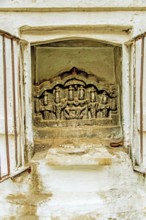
32;142;123;166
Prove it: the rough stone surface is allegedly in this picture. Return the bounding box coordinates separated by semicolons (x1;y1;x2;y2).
46;142;112;166
1;144;146;219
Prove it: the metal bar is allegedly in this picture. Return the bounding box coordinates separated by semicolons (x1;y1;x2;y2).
11;39;18;166
3;36;10;175
133;41;137;165
0;32;27;45
18;43;22;167
0;32;20;41
10;166;31;178
0;175;10;183
125;32;146;46
134;33;146;42
19;43;25;166
140;36;144;163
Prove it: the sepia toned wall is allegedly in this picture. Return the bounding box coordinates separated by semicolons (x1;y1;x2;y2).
0;1;146;219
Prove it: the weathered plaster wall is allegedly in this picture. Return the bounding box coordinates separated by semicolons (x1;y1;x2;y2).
1;0;146;8
1;2;146;219
35;47;115;84
0;4;144;168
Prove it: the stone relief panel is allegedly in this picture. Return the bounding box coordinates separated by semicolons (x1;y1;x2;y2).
33;67;119;127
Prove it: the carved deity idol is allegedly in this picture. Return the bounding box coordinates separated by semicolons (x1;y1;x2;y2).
88;86;98;119
90;86;96;102
53;86;65;120
100;91;110;118
54;86;61;104
68;85;74;101
78;85;85;100
43;99;53;120
43;91;48;106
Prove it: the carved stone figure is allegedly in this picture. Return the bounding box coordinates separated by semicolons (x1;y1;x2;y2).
68;85;74;101
99;91;110;118
90;86;96;102
43;91;48;106
78;86;85;100
54;86;61;104
33;67;119;126
88;86;98;119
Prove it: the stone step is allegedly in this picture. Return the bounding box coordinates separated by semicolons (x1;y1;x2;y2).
1;147;146;220
33;125;121;140
30;147;137;194
45;143;112;166
1;139;146;220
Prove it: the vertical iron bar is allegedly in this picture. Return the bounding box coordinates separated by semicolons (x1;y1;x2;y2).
18;43;23;166
140;36;144;163
133;41;137;164
19;43;25;166
3;36;10;175
31;46;36;85
11;39;18;166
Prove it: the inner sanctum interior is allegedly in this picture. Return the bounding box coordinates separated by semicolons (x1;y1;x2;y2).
31;38;122;155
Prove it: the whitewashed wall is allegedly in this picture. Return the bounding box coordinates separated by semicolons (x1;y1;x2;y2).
1;1;146;175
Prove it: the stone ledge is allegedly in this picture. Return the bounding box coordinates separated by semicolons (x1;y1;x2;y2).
32;138;127;166
20;24;132;35
1;1;146;12
46;154;112;166
45;144;112;166
34;125;121;140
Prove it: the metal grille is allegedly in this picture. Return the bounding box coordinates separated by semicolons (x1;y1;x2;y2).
0;31;25;182
129;33;146;168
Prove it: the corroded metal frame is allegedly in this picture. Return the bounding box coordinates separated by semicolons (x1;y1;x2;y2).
0;32;23;182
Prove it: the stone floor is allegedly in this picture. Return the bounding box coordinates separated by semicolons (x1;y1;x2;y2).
1;142;146;220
